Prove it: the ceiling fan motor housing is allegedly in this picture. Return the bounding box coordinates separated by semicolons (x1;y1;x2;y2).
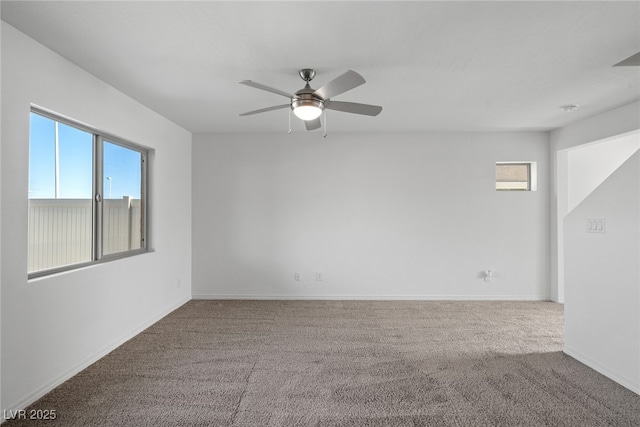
291;84;325;113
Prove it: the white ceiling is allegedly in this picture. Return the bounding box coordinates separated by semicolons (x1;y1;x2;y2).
2;1;639;134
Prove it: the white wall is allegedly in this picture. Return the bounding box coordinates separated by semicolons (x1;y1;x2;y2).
550;101;640;302
567;133;639;213
564;152;640;394
552;132;640;305
193;131;549;300
1;22;192;411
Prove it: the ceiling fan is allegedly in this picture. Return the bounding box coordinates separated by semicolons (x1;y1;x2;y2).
238;69;382;131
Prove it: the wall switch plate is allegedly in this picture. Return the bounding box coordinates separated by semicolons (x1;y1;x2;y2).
586;218;606;233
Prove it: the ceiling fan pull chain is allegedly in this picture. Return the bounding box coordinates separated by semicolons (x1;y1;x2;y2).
288;109;292;134
323;111;328;138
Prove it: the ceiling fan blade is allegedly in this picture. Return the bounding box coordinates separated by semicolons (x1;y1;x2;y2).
614;51;640;66
313;70;366;100
325;100;382;116
305;117;322;131
239;104;290;116
238;80;292;98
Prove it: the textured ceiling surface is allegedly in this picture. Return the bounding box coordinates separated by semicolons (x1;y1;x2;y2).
2;1;639;134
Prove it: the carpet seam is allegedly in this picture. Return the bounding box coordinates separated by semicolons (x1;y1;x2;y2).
230;360;258;425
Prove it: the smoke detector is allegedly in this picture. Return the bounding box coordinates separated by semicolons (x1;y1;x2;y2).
560;104;579;112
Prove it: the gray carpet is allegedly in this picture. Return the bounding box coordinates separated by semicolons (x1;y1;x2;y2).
6;300;639;426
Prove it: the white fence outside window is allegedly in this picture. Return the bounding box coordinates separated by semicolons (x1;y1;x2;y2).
28;197;142;273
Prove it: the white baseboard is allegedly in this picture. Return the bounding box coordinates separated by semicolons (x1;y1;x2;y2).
3;297;191;416
192;293;550;301
564;345;640;395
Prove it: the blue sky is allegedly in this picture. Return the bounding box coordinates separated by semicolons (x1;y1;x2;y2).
29;112;141;199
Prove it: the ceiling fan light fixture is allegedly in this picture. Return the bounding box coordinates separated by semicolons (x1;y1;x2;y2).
292;98;324;121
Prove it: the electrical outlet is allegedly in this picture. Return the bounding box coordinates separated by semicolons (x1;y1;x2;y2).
294;272;301;281
484;270;492;282
315;272;323;281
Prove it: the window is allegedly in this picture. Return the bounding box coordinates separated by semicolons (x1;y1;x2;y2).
495;162;537;191
28;109;148;277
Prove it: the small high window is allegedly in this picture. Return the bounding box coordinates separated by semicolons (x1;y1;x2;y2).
28;108;148;277
496;162;536;191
